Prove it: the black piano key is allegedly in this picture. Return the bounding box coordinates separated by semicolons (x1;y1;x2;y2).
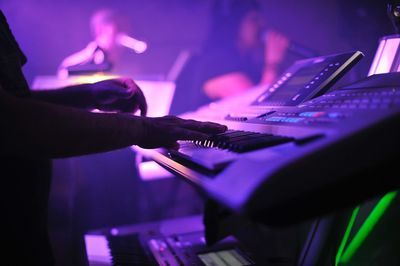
209;131;262;148
192;131;249;148
229;135;294;153
178;129;296;159
207;131;251;144
213;130;257;140
224;133;271;146
192;130;293;152
107;234;152;266
218;135;261;149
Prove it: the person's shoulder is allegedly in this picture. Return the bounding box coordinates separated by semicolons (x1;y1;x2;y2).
0;10;7;23
0;10;28;66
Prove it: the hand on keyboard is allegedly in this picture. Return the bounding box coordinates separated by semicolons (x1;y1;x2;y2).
136;116;227;149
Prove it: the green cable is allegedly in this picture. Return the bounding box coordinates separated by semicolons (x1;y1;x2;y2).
336;191;397;265
335;207;360;266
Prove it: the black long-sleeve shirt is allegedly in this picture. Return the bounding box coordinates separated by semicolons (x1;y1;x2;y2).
0;10;54;265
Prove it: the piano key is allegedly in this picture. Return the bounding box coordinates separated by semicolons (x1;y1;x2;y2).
190;130;294;153
228;135;294;153
107;234;152;266
209;131;262;149
167;130;297;175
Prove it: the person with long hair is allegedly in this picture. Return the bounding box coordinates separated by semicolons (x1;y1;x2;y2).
172;0;288;115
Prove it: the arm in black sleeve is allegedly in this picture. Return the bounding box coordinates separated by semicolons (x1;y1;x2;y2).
0;86;142;158
30;84;96;109
0;86;227;158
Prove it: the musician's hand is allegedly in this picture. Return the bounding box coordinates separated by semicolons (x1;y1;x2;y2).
89;78;147;115
135;116;227;149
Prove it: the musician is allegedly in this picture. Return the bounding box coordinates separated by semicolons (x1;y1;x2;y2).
172;0;289;115
202;0;289;98
58;8;146;77
0;10;226;265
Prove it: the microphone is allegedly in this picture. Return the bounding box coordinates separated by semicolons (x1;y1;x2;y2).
262;31;318;58
116;33;148;54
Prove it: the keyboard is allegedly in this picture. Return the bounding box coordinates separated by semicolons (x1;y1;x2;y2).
85;215;256;266
135;74;400;226
190;130;294;152
168;130;324;175
107;234;152;265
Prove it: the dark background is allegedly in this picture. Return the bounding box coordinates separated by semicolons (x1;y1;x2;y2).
1;0;392;84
